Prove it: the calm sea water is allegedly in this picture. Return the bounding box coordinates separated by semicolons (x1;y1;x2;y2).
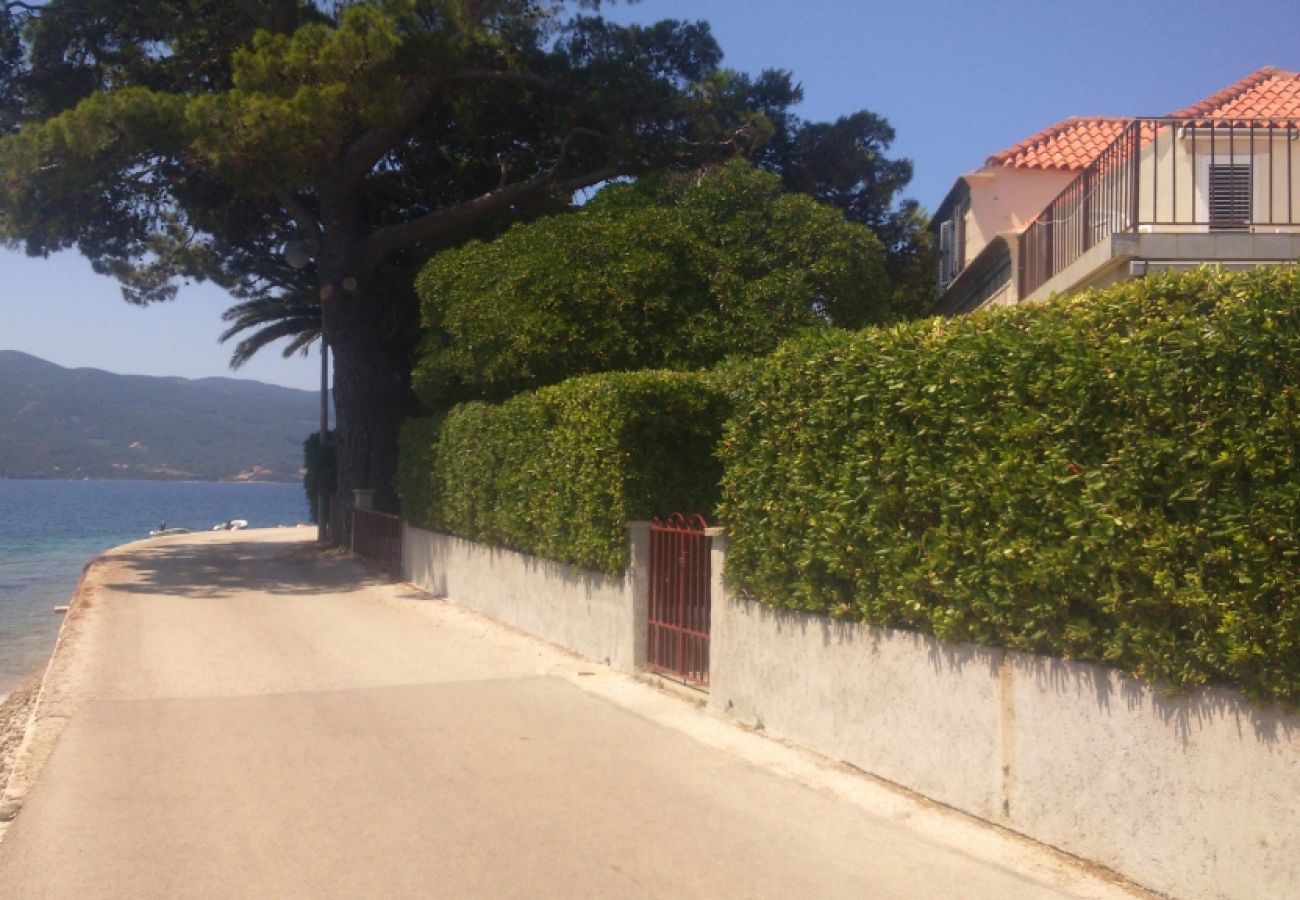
0;479;308;697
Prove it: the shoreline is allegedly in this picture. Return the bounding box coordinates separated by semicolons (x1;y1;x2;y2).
0;543;117;824
1;529;301;820
0;476;300;485
0;678;40;796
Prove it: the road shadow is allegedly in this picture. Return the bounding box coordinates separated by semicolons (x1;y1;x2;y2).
102;537;395;600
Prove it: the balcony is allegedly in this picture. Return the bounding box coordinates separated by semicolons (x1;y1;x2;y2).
1017;117;1300;301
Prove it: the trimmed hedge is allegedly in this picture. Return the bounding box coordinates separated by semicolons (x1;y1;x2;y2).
718;267;1300;704
398;370;727;573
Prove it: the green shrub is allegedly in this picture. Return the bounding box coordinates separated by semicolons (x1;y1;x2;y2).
399;370;728;573
394;415;443;531
413;161;893;407
302;429;335;525
719;267;1300;704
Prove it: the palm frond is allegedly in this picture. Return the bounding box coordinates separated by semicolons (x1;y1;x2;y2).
219;293;322;369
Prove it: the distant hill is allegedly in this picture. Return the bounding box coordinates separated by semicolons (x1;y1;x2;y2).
0;350;319;482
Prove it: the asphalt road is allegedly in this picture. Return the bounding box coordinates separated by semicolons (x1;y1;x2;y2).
0;530;1143;899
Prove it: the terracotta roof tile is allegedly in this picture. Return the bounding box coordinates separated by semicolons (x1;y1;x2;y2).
987;67;1300;171
1167;66;1300;120
986;117;1132;170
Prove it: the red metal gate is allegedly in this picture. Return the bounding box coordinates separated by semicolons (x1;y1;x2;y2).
647;514;711;688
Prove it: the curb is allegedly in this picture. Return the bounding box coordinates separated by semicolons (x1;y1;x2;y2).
0;552;108;842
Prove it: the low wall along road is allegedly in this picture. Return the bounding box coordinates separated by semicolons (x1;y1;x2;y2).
403;523;1300;900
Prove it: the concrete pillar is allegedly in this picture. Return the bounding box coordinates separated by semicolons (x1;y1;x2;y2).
625;521;651;670
705;528;727;706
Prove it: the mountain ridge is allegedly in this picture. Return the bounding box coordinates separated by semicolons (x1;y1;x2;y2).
0;350;319;482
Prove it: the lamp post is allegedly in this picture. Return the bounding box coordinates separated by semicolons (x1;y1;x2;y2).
316;326;329;543
285;238;329;543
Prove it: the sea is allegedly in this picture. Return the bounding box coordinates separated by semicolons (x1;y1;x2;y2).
0;479;308;699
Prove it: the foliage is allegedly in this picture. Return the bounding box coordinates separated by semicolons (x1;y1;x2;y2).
0;1;777;520
718;267;1300;705
0;1;927;522
303;429;336;524
394;414;444;535
413;161;894;406
742;93;935;310
220;293;322;369
398;370;727;572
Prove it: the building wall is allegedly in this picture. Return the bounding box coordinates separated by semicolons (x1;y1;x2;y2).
1021;230;1300;305
1137;124;1300;227
964;167;1076;261
933;235;1016;316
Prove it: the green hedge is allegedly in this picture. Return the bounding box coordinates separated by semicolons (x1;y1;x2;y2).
398;370;728;573
719;267;1300;704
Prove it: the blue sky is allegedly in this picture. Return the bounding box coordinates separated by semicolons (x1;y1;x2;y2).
2;0;1298;390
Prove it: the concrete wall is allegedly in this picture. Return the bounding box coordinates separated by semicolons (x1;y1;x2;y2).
402;524;649;672
707;536;1300;900
1023;230;1300;304
399;523;1298;898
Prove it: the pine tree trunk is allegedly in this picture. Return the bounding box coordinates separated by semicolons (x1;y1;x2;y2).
316;211;408;543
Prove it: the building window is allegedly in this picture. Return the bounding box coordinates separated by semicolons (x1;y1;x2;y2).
937;207;966;290
1207;162;1251;228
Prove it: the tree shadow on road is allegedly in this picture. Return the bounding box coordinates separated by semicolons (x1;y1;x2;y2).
102;537;395;601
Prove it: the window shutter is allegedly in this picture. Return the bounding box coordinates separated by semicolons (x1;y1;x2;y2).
938;220;954;287
1208;163;1251;228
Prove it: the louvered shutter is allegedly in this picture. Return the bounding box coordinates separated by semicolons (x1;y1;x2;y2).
938;220;954;287
1208;163;1251;228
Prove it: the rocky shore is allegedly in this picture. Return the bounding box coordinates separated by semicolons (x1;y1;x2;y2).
0;679;39;797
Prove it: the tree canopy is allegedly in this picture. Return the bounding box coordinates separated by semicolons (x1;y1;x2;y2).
0;0;928;527
415;161;896;406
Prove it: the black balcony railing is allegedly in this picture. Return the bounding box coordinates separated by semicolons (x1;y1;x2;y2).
1018;117;1300;298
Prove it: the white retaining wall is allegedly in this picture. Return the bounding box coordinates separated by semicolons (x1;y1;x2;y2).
400;523;1298;899
402;524;649;672
707;535;1300;900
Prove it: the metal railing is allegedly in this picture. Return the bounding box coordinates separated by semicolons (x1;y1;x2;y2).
1018;117;1300;298
351;508;402;575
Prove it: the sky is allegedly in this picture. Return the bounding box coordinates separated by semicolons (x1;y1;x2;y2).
2;0;1299;391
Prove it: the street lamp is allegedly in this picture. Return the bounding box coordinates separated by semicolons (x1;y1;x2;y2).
284;238;329;543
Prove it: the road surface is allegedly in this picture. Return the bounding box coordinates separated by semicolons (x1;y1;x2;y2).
0;529;1144;898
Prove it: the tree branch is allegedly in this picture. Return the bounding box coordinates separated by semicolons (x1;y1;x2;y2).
360;120;757;271
338;71;445;186
273;188;321;241
230;0;299;34
497;128;607;188
361;164;636;271
458;69;561;92
339;65;567;188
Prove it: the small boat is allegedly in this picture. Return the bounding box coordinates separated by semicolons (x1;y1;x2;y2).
211;519;249;531
149;527;190;537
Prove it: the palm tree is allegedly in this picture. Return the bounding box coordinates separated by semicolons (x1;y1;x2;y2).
218;293;322;369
